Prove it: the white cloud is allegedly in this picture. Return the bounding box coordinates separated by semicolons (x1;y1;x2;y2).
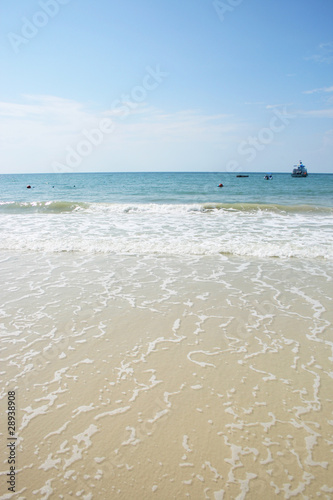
303;85;333;94
299;108;333;118
0;95;244;173
306;42;333;64
323;129;333;147
2;94;330;174
265;103;293;109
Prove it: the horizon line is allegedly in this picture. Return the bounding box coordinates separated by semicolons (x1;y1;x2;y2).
0;171;332;175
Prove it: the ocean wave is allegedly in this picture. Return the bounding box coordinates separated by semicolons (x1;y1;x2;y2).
202;202;333;214
1;235;332;260
0;201;204;215
0;200;332;260
0;200;90;213
0;200;332;215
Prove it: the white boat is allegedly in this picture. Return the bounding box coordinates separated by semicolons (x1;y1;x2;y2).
291;161;308;177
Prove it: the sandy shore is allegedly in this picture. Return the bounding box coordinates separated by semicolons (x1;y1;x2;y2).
1;252;332;499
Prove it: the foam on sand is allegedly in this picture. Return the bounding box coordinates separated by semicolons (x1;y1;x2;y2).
0;251;332;498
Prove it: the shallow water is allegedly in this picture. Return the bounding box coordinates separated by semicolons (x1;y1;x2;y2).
1;252;332;499
1;171;332;498
0;201;332;260
1;172;332;262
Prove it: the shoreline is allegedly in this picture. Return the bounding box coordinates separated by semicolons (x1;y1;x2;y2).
1;252;332;498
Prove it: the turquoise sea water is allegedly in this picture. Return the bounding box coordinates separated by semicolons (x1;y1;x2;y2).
0;172;332;259
0;171;332;206
1;173;333;498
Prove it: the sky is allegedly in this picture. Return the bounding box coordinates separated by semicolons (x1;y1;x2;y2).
0;0;332;174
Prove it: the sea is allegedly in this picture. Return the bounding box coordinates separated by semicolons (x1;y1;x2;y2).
0;172;332;258
0;171;332;499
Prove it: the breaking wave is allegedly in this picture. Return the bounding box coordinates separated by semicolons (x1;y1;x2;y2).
0;200;332;215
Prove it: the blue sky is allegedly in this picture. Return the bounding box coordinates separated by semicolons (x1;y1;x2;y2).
1;0;332;173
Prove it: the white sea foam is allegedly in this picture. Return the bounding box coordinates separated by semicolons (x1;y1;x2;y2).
1;220;332;499
182;435;192;453
20;386;66;430
32;479;54;499
121;427;141;446
94;406;131;421
39;454;61;471
0;202;332;259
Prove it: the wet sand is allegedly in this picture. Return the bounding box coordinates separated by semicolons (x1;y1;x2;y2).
1;252;332;499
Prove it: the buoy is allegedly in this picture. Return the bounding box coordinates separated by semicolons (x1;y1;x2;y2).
27;185;31;189
218;183;223;188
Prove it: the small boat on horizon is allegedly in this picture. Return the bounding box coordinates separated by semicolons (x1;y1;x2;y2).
264;174;273;180
291;161;308;177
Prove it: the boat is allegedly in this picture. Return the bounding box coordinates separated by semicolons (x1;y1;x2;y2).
291;161;308;177
264;174;273;180
236;174;249;178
